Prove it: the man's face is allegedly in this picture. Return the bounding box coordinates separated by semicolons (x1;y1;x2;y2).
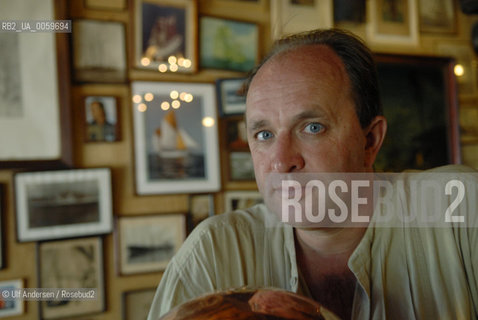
246;45;372;197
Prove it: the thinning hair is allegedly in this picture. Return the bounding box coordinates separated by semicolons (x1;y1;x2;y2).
246;28;382;128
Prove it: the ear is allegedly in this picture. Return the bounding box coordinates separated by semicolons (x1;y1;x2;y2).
363;116;387;169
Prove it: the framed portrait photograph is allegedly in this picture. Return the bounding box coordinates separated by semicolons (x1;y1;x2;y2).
14;168;113;242
200;16;259;72
84;96;120;142
216;78;247;116
123;288;156;320
0;279;24;318
134;0;197;73
0;0;72;169
418;0;456;33
116;214;186;275
72;19;127;83
270;0;333;39
188;194;214;233
367;0;419;45
224;191;262;212
38;237;104;319
132;81;221;195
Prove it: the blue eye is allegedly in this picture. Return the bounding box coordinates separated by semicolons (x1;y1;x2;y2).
304;122;323;134
256;130;273;141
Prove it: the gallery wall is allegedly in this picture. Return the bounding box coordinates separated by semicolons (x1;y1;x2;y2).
1;0;478;319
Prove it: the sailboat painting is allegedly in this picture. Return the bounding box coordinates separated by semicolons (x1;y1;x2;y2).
132;81;221;195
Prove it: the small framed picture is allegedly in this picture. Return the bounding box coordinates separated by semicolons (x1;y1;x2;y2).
270;0;333;39
229;152;255;181
72;19;127;83
38;237;105;319
188;194;215;233
14;168;113;242
216;78;247;116
122;287;156;320
224;191;262;212
0;279;24;318
226;118;248;151
84;96;120;142
116;214;186;275
134;0;198;73
200;16;259;72
132;81;221;195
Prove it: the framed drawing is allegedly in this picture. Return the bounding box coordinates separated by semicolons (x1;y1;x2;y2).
374;54;460;172
216;78;247;116
14;168;113;242
200;16;259;72
38;237;104;319
418;0;456;33
132;81;221;195
367;0;419;45
188;194;215;232
0;279;24;318
270;0;333;39
134;0;197;73
72;19;127;83
0;0;72;169
116;214;186;274
224;191;262;212
84;96;120;142
122;288;156;320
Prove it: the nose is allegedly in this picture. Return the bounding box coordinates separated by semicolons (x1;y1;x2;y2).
270;134;305;173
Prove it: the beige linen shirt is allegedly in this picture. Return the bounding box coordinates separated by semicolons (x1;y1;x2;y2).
148;165;478;320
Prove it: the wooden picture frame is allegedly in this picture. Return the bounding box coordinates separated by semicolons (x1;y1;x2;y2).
133;0;198;73
14;168;113;242
374;54;461;171
132;81;221;195
367;0;419;45
200;16;259;72
84;96;121;142
0;279;24;318
122;288;157;320
0;0;72;169
116;214;186;275
224;191;262;212
216;78;247;116
270;0;333;39
72;19;127;83
418;0;456;33
38;237;105;319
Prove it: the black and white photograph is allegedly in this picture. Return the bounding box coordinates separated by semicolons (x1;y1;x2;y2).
117;214;186;274
73;19;127;83
85;96;120;142
132;81;220;194
14;168;113;242
39;237;104;319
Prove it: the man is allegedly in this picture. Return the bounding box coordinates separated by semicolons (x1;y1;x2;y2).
148;29;478;319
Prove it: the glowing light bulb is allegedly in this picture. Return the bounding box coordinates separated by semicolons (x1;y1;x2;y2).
170;90;179;99
144;93;154;102
137;103;147;112
141;57;151;66
161;101;170;110
132;95;142;103
202;117;215;127
158;64;168;73
172;100;181;109
454;64;464;77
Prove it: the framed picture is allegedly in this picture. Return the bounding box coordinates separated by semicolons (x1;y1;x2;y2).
38;237;104;319
84;96;120;142
188;194;215;232
0;0;72;169
85;0;127;10
73;19;127;83
224;191;262;212
216;78;247;116
229;152;255;181
116;214;186;275
436;42;475;95
367;0;419;45
14;168;113;242
134;0;197;73
270;0;333;39
226;118;248;151
132;81;221;195
333;0;366;24
0;279;24;318
418;0;456;33
373;54;460;171
200;16;259;72
123;288;157;320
